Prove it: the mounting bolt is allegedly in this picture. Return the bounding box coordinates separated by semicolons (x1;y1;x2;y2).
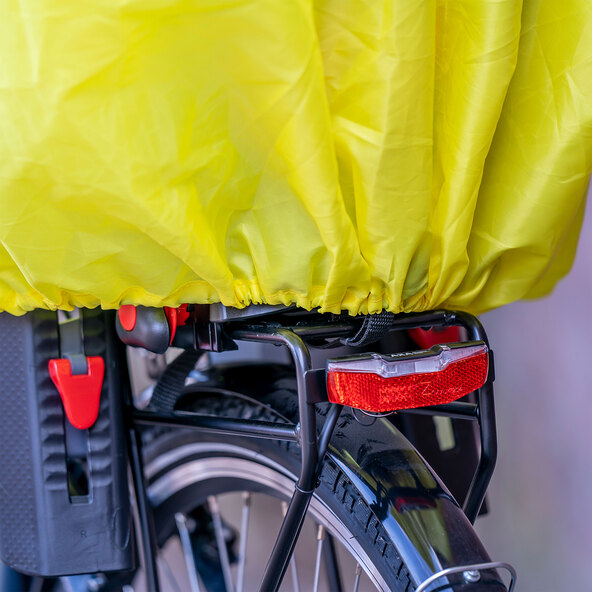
463;570;481;584
294;423;302;445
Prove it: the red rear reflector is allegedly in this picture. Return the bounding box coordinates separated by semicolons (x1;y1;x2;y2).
327;343;488;412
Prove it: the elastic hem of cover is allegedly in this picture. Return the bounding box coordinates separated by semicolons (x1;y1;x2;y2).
0;278;497;317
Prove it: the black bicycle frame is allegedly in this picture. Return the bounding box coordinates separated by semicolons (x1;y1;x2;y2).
126;309;498;592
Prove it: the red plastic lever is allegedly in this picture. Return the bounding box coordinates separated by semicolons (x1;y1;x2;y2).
164;304;190;345
48;357;105;430
118;305;137;331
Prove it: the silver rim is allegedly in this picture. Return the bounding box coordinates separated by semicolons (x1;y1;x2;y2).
146;442;391;591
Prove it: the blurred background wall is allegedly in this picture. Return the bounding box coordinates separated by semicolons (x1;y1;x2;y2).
474;187;592;591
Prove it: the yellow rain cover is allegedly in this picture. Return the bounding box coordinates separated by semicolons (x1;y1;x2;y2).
1;0;591;316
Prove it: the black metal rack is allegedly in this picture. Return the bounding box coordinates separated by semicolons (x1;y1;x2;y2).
127;308;498;592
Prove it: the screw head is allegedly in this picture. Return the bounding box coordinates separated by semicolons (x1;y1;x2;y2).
463;570;481;584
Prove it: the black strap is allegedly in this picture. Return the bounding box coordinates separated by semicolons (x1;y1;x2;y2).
342;311;395;347
57;309;90;453
150;349;202;411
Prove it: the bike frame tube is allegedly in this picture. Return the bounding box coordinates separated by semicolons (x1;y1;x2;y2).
127;425;161;592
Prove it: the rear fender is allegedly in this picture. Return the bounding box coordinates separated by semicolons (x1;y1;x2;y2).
325;408;503;588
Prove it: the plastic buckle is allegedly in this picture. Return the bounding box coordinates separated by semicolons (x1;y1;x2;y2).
48;357;105;430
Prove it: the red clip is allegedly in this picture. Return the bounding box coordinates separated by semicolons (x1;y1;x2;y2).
408;326;461;349
48;357;105;430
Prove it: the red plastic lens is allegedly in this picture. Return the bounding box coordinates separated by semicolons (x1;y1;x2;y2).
327;350;488;412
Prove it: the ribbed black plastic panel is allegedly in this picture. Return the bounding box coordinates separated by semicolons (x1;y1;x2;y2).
35;312;68;493
0;309;132;576
0;312;52;573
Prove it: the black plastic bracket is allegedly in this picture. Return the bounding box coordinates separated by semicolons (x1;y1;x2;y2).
304;368;329;403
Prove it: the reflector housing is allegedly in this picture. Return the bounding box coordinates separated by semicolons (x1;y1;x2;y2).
327;342;488;412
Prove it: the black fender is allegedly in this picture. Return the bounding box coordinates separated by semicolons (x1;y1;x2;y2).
326;409;505;588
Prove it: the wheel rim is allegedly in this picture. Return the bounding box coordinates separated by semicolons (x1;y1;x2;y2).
145;442;391;592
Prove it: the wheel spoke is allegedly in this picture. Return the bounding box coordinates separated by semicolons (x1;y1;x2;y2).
353;563;362;592
174;512;202;592
313;524;326;592
322;533;343;592
281;501;300;592
236;492;251;592
207;495;235;592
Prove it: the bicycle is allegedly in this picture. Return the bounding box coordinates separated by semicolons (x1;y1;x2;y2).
0;304;516;591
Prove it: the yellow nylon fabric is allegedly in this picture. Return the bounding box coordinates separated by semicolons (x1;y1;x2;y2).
1;0;591;316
